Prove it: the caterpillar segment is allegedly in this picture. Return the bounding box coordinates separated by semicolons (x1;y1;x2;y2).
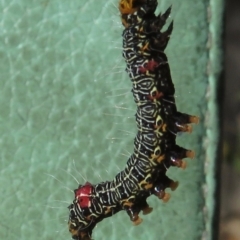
122;15;198;129
120;0;199;202
123;46;198;137
68;0;199;239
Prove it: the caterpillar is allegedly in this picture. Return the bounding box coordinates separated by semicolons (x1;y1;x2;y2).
68;0;199;239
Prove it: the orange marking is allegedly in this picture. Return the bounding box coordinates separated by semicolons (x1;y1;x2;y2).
150;153;165;163
154;123;163;130
119;0;137;14
156;154;165;163
86;215;92;221
123;201;134;207
141;42;149;52
104;206;112;214
69;225;78;236
162;123;167;132
144;183;153;189
162;193;171;202
121;18;129;27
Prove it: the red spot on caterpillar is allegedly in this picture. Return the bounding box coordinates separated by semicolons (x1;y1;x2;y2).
139;60;159;73
75;182;93;208
148;91;163;100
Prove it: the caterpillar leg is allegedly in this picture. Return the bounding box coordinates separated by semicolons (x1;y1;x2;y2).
174;113;199;133
123;200;143;225
173;146;195;159
136;194;153;215
160;97;199;134
151;171;179;202
124;192;155;224
166;146;195;169
126;207;143;225
153;182;171;202
171;159;187;169
152;142;195;166
175;123;192;133
169;180;179;191
168;115;199;135
155;191;171;202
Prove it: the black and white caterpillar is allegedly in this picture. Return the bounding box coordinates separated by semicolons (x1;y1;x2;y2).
68;0;199;239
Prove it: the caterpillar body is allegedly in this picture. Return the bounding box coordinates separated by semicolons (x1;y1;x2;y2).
68;0;199;239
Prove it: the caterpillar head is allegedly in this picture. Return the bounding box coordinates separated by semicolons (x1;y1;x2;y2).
119;0;157;27
119;0;139;14
119;0;158;14
68;183;95;240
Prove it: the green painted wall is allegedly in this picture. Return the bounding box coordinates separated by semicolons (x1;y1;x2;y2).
0;0;223;239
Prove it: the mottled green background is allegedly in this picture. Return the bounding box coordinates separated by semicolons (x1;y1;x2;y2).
0;0;223;239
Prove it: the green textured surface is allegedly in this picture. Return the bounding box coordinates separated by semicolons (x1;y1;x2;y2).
0;0;223;239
